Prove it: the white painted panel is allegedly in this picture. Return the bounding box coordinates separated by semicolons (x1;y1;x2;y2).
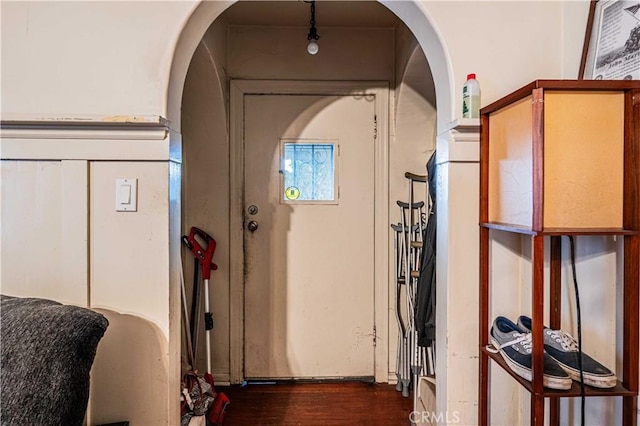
89;161;169;335
168;159;182;423
89;309;170;426
61;160;89;305
436;160;494;426
0;160;88;306
89;161;170;425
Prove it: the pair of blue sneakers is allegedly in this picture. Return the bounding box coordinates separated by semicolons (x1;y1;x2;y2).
489;316;617;390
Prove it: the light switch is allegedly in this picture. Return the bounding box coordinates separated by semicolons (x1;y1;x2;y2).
115;178;137;212
120;185;131;204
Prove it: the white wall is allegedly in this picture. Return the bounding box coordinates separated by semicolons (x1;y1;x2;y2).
391;22;438;409
181;18;231;380
424;1;565;112
392;22;437;194
0;1;194;118
1;161;88;305
2;1;617;425
1;1;590;122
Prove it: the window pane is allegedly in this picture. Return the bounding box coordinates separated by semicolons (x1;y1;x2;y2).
283;143;335;202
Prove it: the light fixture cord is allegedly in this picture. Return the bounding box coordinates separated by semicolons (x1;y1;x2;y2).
310;1;315;28
307;0;319;41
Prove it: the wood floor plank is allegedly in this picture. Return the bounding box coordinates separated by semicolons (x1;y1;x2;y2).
217;382;413;425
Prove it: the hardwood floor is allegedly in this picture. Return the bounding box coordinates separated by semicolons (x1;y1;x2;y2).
216;381;413;425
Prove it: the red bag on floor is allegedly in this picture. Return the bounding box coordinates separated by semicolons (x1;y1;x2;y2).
207;391;229;425
202;373;229;425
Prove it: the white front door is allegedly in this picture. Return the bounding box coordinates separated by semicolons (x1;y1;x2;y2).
243;93;376;379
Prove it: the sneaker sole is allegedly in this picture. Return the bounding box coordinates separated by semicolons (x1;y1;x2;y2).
490;336;572;390
553;360;618;389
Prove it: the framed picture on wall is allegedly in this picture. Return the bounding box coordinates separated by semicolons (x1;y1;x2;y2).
579;0;640;80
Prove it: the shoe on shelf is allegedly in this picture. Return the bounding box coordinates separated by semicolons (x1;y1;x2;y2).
489;316;572;390
516;315;617;389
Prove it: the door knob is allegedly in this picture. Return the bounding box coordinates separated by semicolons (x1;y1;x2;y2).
247;220;259;232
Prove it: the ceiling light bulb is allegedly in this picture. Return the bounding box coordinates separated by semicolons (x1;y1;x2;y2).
307;40;319;55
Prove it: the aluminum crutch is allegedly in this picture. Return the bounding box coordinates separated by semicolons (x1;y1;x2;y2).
392;223;408;393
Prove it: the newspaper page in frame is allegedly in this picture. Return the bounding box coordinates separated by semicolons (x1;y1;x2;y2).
591;0;640;80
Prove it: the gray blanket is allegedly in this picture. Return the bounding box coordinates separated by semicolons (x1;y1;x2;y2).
1;295;108;426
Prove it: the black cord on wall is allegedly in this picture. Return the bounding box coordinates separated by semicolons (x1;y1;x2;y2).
568;235;585;426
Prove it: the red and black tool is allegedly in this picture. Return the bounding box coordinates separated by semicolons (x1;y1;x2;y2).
183;227;218;347
183;226;218;280
181;226;228;423
182;227;218;376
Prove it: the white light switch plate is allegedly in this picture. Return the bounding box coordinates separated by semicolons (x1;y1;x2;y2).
115;178;138;212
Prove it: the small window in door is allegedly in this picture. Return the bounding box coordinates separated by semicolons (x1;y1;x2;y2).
281;140;338;204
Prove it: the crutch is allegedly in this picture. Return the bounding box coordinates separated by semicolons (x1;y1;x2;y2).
404;172;428;238
398;201;423;398
391;223;408;394
398;205;412;386
405;173;427;273
399;203;419;397
182;227;218;379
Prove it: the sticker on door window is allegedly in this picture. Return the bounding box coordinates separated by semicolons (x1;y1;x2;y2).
281;140;338;204
285;186;301;200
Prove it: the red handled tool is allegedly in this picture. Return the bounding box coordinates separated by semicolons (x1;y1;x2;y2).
182;226;229;423
183;226;218;280
182;227;218;379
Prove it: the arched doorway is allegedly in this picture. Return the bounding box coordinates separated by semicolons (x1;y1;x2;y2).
168;1;452;132
167;0;455;422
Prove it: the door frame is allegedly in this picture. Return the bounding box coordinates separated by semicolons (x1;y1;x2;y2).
229;80;390;384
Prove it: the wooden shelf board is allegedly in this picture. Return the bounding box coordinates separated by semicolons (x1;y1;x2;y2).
480;80;640;115
481;222;639;236
483;348;636;398
542;228;639;236
420;375;436;385
481;222;537;235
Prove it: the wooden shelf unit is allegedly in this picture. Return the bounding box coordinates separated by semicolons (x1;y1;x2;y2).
478;80;640;426
482;347;636;398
